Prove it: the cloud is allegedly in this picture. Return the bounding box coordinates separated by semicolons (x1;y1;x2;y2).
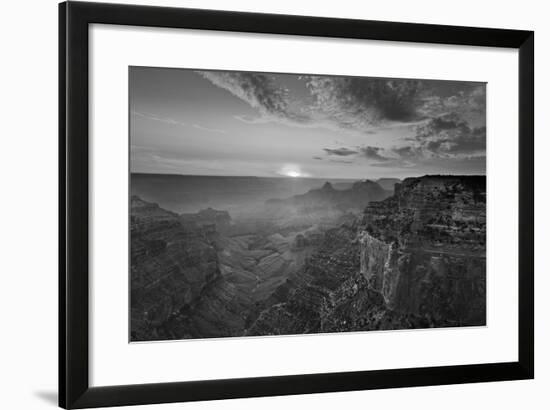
198;70;486;154
197;71;310;124
323;147;358;156
132;110;186;126
359;146;391;161
312;156;323;160
233;115;269;124
364;111;486;171
303;78;486;135
412;113;486;158
369;155;485;173
370;159;416;168
329;159;354;164
304;76;423;131
192;124;226;134
392;145;420;159
132;111;227;135
417;85;486;121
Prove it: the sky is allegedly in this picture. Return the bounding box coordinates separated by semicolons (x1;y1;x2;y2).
130;66;486;180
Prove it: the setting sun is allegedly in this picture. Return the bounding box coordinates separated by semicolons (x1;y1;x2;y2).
278;164;308;178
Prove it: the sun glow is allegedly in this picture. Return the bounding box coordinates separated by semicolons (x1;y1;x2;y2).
278;164;309;178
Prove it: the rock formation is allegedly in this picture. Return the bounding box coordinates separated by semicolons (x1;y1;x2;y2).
247;175;486;335
131;196;249;340
358;175;486;325
180;208;231;233
266;179;390;212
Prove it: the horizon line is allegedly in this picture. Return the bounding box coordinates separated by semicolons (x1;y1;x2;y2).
130;171;486;180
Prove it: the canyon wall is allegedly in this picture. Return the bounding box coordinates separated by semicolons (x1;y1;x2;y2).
130;196;248;340
358;175;486;325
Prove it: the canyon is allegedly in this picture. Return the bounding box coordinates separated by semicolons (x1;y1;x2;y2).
130;174;486;341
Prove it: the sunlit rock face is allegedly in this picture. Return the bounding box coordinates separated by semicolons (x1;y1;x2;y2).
359;175;486;325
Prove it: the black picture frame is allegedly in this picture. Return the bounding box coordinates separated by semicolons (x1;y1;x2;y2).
59;1;534;408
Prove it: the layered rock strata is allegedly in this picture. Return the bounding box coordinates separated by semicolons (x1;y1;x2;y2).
359;175;486;325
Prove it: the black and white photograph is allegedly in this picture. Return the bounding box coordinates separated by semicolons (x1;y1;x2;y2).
129;67;487;342
1;0;542;408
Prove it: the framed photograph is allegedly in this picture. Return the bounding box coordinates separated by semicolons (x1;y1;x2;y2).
59;1;534;408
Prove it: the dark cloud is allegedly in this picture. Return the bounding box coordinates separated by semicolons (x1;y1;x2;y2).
323;147;358;156
303;77;484;134
312;156;323;160
359;146;391;161
305;76;422;130
392;145;420;158
198;71;309;123
412;113;486;157
365;108;486;169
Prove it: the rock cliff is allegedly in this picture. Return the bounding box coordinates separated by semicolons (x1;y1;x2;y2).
130;196;247;340
359;175;486;325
